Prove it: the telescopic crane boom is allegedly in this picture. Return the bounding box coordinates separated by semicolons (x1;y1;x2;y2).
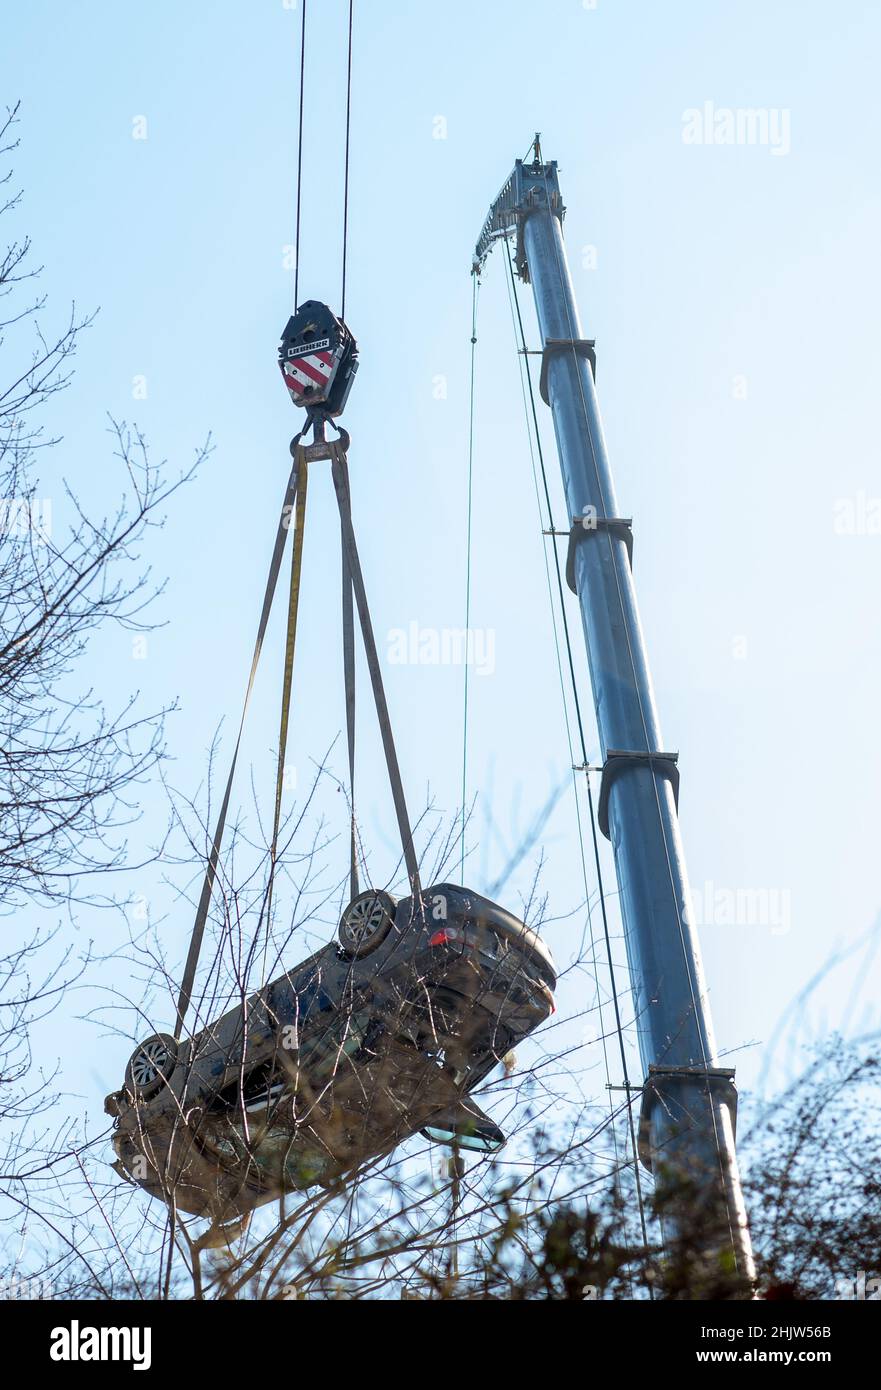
475;145;754;1291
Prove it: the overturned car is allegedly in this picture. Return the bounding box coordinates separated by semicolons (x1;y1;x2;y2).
105;883;556;1228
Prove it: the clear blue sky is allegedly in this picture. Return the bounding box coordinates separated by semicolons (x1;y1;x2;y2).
3;0;881;1162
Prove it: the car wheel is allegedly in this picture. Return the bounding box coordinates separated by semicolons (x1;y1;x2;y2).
338;889;396;958
125;1032;178;1099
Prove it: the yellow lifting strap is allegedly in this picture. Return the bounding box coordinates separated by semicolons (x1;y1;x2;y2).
262;448;308;964
271;449;308;867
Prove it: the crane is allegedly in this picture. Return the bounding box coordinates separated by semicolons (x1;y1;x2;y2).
474;141;755;1292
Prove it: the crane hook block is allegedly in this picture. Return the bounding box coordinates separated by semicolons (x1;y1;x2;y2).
278;301;359;418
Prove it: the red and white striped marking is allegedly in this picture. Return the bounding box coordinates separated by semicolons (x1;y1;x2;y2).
282;349;335;399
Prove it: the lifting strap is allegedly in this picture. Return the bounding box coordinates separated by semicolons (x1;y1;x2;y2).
276;454;309;848
330;440;422;897
174;438;305;1037
173;429;421;1038
265;449;309;939
341;498;358;902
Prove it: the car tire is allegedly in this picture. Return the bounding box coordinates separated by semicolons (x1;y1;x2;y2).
338;889;396;958
125;1032;178;1099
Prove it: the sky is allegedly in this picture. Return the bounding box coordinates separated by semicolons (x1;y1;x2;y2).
2;0;881;1198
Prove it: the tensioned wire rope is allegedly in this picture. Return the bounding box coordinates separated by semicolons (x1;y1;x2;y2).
292;0;307;311
459;274;479;881
293;0;354;321
340;0;354;323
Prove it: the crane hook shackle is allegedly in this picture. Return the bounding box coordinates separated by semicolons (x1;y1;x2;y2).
290;424;351;460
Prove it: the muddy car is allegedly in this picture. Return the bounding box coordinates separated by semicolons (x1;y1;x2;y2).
106;882;556;1227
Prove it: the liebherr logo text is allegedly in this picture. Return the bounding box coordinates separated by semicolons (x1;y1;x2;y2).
285;338;330;357
50;1320;152;1371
